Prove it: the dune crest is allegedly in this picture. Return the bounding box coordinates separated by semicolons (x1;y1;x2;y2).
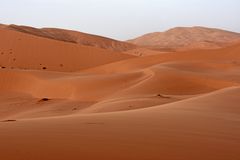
4;24;136;52
0;27;134;72
128;26;240;51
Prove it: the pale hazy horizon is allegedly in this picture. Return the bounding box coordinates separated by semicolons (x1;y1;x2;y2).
1;0;239;40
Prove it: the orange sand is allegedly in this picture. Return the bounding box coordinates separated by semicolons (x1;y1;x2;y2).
0;25;240;160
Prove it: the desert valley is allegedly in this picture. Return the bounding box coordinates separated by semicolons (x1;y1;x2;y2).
0;24;240;160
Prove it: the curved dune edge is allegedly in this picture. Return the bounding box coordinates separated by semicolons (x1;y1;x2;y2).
0;86;240;160
1;43;240;119
1;60;238;119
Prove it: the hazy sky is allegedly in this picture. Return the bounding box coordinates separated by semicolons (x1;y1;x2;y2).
0;0;239;40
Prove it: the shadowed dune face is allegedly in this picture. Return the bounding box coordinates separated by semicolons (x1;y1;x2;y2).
128;26;240;51
5;24;136;52
0;24;240;160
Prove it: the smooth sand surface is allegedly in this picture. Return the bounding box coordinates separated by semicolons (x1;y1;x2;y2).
0;87;240;160
0;27;134;72
0;26;240;160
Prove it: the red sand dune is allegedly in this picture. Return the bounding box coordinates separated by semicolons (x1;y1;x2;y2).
0;87;240;160
0;25;240;160
0;27;134;71
128;26;240;51
5;24;136;52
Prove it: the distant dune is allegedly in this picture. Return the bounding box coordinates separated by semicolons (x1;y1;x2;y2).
0;24;240;160
128;26;240;51
4;24;136;52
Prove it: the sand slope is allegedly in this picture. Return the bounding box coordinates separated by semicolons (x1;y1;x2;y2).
0;43;239;109
0;87;240;160
4;24;136;52
0;28;134;71
128;26;240;51
1;43;240;119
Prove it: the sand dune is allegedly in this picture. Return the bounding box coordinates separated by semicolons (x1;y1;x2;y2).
1;43;240;119
128;26;240;51
0;87;240;160
83;43;240;73
0;28;134;71
4;24;136;52
123;47;169;56
1;24;240;160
